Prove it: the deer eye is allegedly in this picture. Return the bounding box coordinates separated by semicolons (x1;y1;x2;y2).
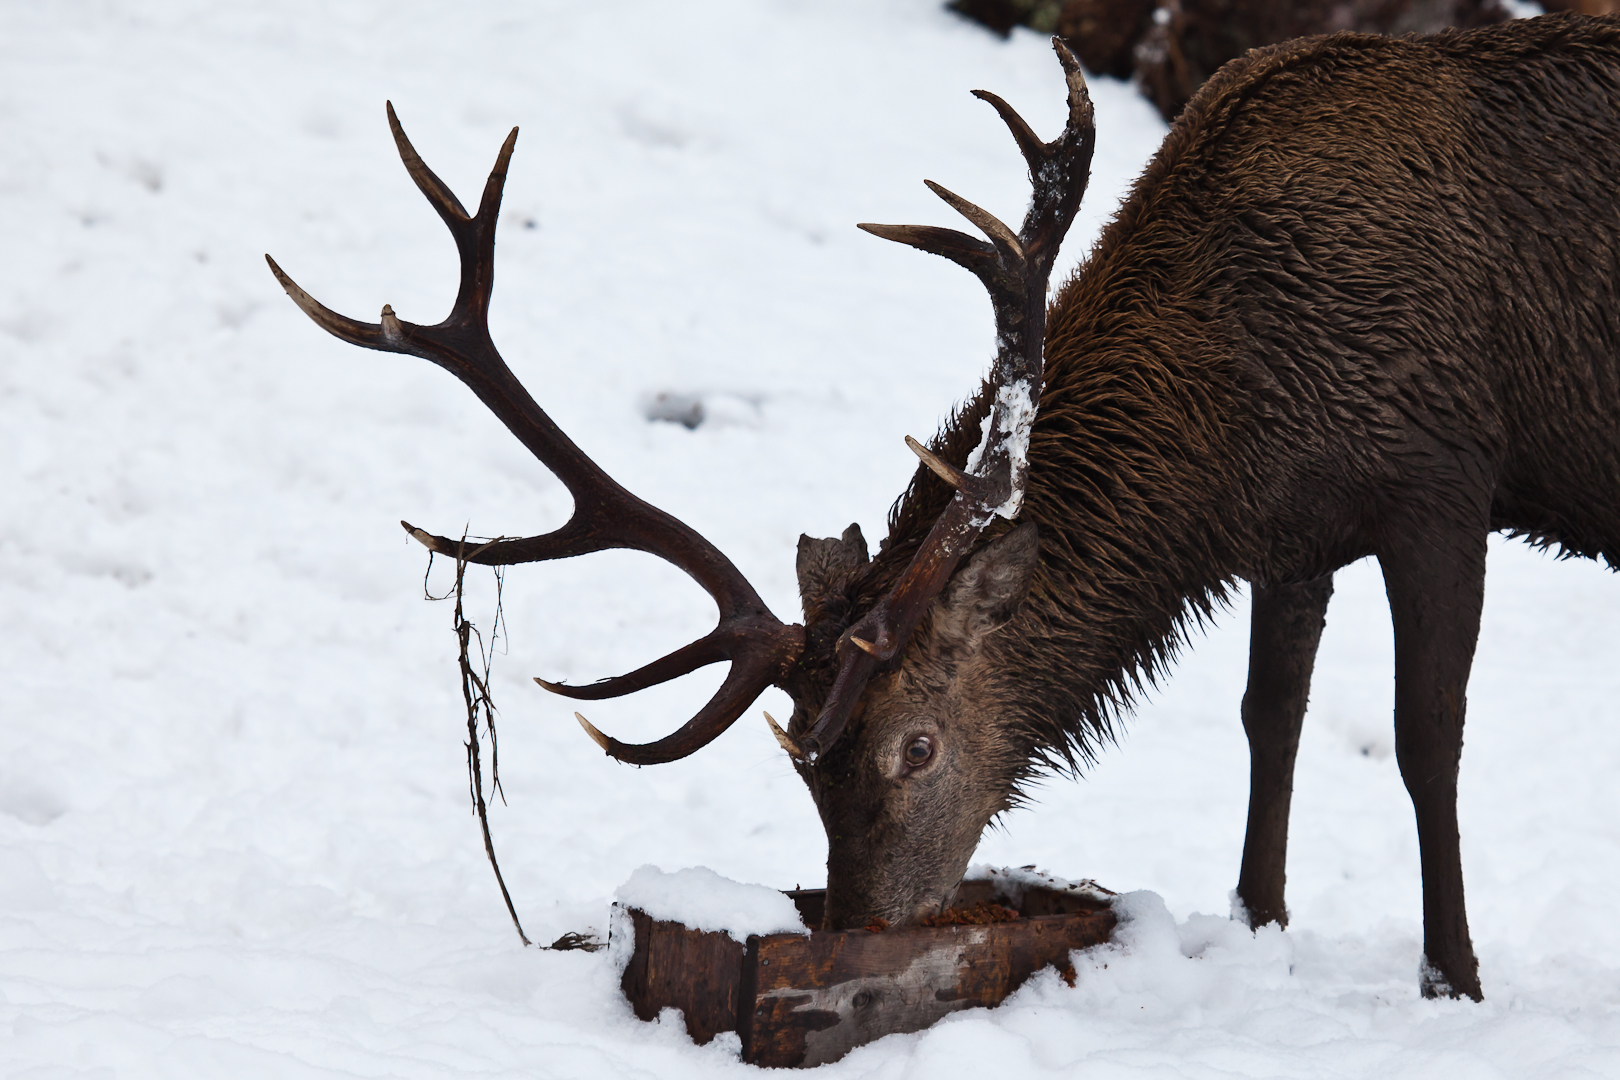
902;735;934;769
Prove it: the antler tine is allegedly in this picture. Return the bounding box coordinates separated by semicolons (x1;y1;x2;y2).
905;435;972;493
265;255;390;351
1019;40;1096;264
802;40;1094;762
971;88;1046;178
533;629;730;701
386;102;517;326
855;223;997;278
385;101;473;224
271;106;804;767
923;180;1024;264
567;649;793;766
764;711;807;761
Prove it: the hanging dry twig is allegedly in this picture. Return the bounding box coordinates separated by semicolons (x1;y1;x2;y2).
423;533;604;952
425;531;531;947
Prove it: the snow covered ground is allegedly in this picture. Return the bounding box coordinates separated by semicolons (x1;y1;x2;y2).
4;1;1620;1076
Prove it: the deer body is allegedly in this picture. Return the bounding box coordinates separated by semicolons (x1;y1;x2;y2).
275;15;1618;1004
790;17;1620;1001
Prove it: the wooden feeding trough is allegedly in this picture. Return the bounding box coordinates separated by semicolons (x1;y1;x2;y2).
617;871;1116;1068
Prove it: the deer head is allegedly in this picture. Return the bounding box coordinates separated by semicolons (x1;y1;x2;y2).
268;40;1094;930
791;521;1047;927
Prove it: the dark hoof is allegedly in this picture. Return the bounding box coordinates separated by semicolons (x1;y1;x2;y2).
1232;891;1287;930
1420;958;1483;1001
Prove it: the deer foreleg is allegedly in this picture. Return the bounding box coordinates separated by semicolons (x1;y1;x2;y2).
1380;521;1487;1001
1235;574;1334;929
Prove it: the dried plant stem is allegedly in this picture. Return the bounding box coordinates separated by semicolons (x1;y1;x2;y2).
433;533;531;947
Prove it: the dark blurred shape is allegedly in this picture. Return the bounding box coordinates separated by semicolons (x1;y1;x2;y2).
1059;0;1158;78
948;0;1516;122
1541;0;1619;14
644;391;706;430
947;0;1069;38
1135;0;1512;121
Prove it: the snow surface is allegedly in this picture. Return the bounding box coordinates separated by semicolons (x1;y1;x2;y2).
5;1;1620;1076
614;865;807;942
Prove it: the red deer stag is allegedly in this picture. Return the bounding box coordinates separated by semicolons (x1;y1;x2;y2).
270;15;1620;1001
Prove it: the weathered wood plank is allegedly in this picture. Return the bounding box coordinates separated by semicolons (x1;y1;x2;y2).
738;907;1114;1068
617;906;745;1045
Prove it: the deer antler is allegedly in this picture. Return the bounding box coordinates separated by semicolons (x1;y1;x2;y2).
798;40;1095;761
267;103;803;766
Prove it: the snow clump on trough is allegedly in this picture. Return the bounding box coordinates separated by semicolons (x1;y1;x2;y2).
614;865;809;942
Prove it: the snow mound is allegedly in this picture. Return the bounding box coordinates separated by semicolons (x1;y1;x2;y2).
614;865;809;942
966;863;1117;907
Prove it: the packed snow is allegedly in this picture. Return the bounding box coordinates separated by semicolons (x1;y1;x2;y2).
613;865;807;942
962;377;1036;521
5;1;1620;1076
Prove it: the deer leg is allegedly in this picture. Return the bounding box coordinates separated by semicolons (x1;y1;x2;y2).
1235;574;1334;929
1379;524;1487;1001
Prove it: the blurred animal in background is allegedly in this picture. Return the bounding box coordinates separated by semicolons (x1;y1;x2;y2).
944;0;1620;120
